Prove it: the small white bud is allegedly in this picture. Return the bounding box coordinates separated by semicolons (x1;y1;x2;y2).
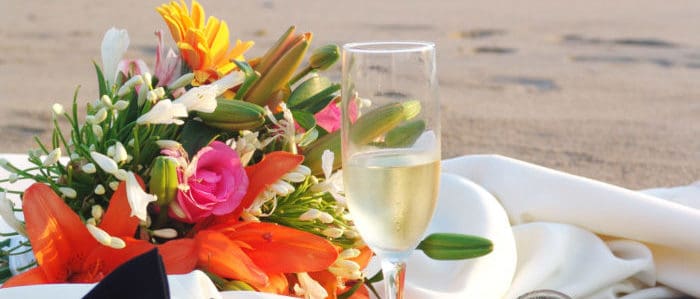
86;217;97;226
113;142;128;163
118;75;144;96
52;103;65;115
70;153;80;160
42;148;61;166
109;237;126;249
0;158;10;172
95;108;108;123
91;151;119;174
154;87;166;98
322;227;344;238
282;172;306;183
271;180;295;196
82;163;97;174
92;124;103;139
114;169;129;181
94;184;106;195
109;181;120;191
152;228;178;239
113;100;129;111
299;208;321;221
343;229;359;239
167;73;195;90
91;205;104;220
318;212;335;224
58;187;77;199
8;173;18;183
339;248;361;259
101;95;113;107
294;165;312;176
107;145;116;157
147;90;159;103
85;115;96;124
143;72;153;88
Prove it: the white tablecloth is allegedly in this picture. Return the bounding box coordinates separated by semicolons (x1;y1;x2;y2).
1;154;699;298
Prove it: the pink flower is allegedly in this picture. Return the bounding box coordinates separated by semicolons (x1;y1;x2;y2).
171;141;248;223
314;100;358;133
154;30;182;87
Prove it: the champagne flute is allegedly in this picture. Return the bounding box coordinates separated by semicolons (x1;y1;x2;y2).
341;41;440;299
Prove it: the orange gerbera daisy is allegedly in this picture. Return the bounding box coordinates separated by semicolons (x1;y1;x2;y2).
157;0;254;86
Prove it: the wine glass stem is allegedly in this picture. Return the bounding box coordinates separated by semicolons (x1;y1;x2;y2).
381;258;407;299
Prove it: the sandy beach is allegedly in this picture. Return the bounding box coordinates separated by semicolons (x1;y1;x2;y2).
2;0;700;189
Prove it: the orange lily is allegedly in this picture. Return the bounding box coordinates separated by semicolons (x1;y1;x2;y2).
157;0;254;86
2;182;195;288
167;151;339;293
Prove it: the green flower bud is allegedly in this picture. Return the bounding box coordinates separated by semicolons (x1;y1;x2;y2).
149;156;180;206
417;233;493;260
309;44;340;71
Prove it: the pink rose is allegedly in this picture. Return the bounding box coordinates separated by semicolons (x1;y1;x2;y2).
171;141;248;223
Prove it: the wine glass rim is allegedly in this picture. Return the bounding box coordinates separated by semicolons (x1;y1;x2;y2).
343;41;435;53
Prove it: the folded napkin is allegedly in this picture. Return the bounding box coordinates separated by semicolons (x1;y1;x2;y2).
442;155;700;298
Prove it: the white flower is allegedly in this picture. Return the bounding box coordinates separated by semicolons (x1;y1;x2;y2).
91;151;119;174
52;103;65;115
309;150;346;206
0;193;26;236
173;71;244;113
59;187;77;199
228;130;264;166
109;181;120;191
265;103;298;151
101;27;130;86
293;272;328;299
82;163;97;174
137;99;188;125
113;141;128;163
42;148;61;166
125;171;157;221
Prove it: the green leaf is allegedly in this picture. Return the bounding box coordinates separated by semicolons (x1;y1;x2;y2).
291;110;316;130
180;120;220;158
93;61;109;97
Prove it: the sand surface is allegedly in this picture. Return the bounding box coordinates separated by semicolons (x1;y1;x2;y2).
2;0;700;189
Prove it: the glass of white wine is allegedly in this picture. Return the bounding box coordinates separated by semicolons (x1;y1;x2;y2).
341;41;440;299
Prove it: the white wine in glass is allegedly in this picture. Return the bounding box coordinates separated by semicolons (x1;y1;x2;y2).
341;41;441;299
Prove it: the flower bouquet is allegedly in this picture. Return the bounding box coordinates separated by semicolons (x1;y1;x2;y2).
0;1;492;298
